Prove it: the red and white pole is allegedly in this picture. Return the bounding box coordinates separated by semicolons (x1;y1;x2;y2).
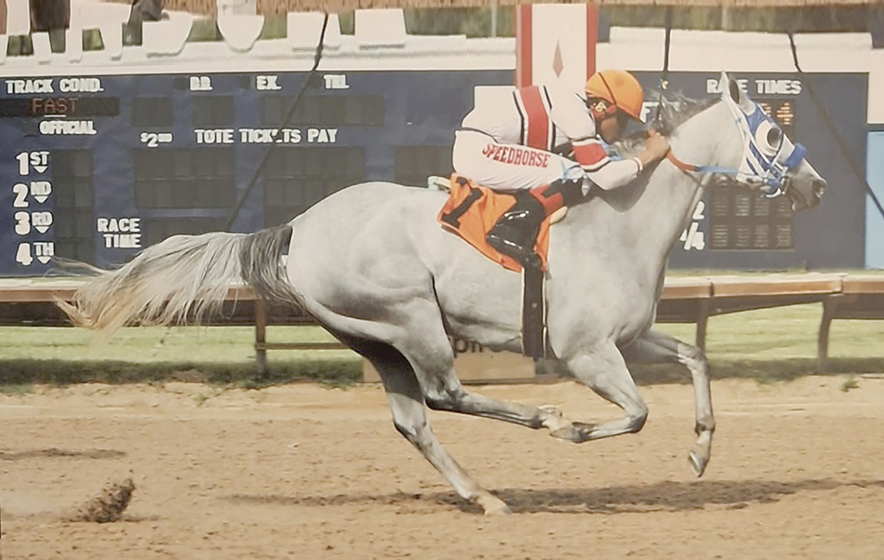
515;4;599;89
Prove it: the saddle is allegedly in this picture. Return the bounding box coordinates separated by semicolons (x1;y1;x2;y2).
437;174;563;360
436;175;565;273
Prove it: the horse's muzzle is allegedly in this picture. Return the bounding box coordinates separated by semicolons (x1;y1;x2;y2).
785;176;825;211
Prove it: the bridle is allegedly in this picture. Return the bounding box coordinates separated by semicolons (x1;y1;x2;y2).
665;96;808;199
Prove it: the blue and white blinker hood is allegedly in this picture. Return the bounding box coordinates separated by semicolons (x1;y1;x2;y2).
722;94;807;198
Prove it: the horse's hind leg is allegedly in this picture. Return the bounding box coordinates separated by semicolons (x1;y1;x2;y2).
353;337;511;515
621;328;715;477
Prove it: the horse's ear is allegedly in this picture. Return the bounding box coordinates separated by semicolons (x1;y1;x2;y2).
717;71;730;97
721;71;755;113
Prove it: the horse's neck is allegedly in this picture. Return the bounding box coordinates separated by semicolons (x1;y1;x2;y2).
629;126;717;264
572;103;724;277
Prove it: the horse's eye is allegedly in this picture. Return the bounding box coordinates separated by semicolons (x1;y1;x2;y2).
754;121;782;157
767;126;782;149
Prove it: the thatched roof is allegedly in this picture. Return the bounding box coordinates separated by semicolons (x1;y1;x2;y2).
165;0;884;17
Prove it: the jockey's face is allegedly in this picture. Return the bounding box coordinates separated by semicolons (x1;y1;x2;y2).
598;111;626;144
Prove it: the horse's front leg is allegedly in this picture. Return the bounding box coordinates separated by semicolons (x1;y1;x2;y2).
621;328;715;477
554;340;649;442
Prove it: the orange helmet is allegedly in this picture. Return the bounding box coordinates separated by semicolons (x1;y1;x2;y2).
584;69;645;123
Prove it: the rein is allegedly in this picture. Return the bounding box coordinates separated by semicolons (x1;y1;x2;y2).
665;151;750;177
666;150;702;173
664;150;751;190
665;149;794;197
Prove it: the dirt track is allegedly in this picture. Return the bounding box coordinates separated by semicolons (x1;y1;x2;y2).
2;376;884;559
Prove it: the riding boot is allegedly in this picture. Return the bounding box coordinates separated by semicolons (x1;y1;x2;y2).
486;193;546;270
486;178;583;270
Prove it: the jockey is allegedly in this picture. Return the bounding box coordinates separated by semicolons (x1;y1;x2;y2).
452;69;671;269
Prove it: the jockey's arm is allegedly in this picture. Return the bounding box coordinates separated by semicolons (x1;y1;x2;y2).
571;129;669;195
570;137;643;194
570;132;671;194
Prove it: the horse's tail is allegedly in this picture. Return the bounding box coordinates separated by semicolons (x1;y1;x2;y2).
56;224;300;336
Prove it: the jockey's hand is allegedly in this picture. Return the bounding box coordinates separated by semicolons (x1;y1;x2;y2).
643;129;671;163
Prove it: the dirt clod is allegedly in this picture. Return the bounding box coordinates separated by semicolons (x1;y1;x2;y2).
74;478;135;523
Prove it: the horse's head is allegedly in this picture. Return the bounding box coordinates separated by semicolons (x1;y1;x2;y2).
715;72;826;211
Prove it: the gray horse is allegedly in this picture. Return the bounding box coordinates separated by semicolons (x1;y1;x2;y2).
59;73;825;515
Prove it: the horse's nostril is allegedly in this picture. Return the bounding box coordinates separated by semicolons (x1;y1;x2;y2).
812;179;827;198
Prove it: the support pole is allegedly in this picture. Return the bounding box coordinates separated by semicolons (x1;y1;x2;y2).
695;298;709;351
255;299;268;375
817;295;839;373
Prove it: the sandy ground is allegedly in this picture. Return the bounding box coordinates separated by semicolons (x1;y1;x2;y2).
2;376;884;560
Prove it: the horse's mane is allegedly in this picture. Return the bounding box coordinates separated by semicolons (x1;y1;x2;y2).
610;92;719;159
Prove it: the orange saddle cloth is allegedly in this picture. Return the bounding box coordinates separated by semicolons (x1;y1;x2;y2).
437;175;552;272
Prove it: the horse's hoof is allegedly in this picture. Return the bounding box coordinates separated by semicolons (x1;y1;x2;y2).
549;424;579;442
477;494;511;516
550;421;594;443
688;447;710;477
